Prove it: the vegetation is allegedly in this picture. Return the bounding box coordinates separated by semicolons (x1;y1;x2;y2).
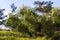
0;1;60;40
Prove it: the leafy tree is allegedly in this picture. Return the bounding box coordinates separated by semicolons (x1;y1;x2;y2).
50;8;60;31
5;14;21;31
16;6;39;37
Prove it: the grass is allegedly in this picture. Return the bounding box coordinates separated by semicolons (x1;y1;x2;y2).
0;30;52;40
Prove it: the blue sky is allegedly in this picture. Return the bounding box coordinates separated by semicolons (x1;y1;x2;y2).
0;0;60;15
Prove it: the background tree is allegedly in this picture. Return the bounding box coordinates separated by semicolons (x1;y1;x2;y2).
0;9;7;25
34;1;53;21
11;3;17;13
34;1;53;13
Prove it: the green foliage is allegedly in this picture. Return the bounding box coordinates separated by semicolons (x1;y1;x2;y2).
5;14;21;31
4;3;60;40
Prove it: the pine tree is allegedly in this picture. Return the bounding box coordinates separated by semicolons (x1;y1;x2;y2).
0;9;7;25
11;3;17;13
